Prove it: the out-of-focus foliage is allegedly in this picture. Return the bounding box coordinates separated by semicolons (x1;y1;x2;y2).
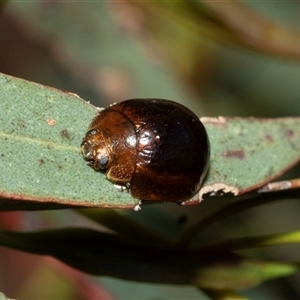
1;1;300;299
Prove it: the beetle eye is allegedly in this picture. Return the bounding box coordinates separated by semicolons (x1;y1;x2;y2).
87;129;97;136
99;156;109;169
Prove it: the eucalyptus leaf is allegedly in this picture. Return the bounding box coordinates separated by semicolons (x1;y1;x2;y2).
193;116;300;203
1;73;300;209
0;73;138;209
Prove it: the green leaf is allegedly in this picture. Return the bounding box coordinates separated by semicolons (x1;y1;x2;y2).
0;227;296;289
1;73;300;209
199;229;300;252
0;72;139;209
191;116;300;203
201;288;250;300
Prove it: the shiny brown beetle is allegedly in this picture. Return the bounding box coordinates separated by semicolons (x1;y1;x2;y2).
81;99;210;203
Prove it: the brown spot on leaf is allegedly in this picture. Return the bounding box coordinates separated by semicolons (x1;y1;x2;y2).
285;129;295;138
17;118;26;128
223;149;245;159
265;134;273;142
39;159;45;165
60;129;71;139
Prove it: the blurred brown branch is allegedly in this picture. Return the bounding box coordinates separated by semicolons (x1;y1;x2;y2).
134;1;300;60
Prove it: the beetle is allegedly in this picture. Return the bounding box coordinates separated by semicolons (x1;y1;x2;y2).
81;99;210;203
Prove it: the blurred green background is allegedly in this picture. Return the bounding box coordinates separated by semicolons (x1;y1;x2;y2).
1;1;300;299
